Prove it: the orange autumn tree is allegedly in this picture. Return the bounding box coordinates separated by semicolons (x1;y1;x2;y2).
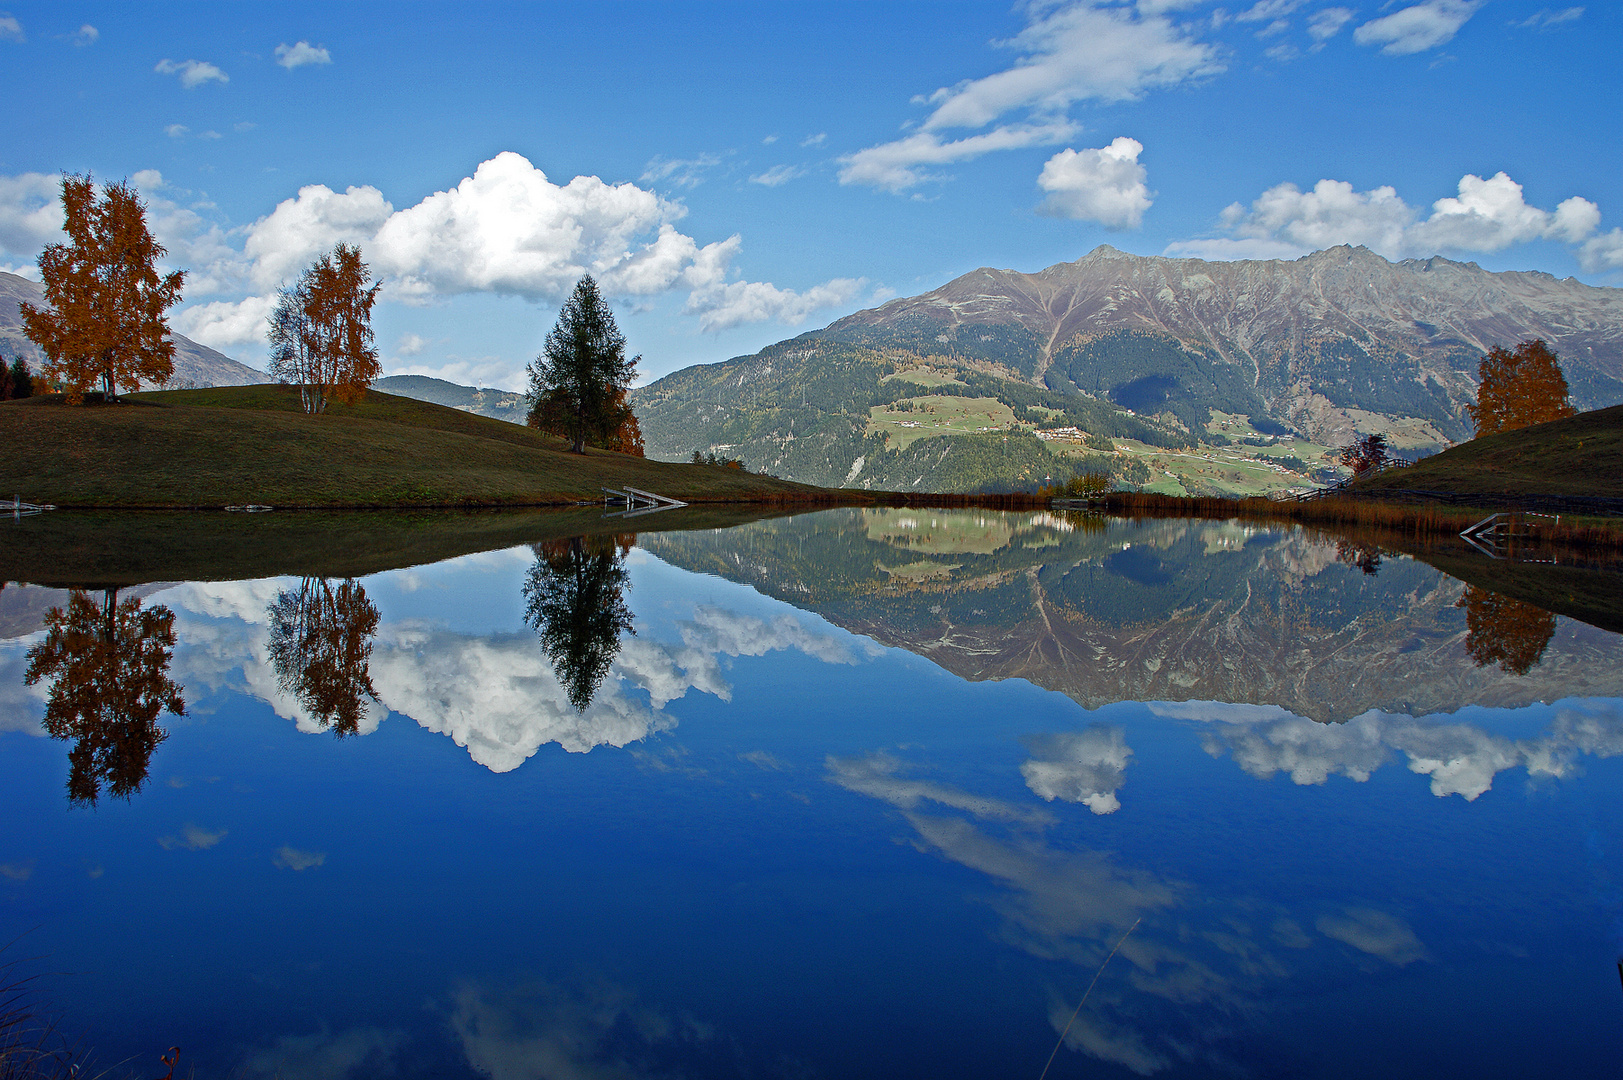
267;243;381;414
1466;339;1577;437
20;174;185;403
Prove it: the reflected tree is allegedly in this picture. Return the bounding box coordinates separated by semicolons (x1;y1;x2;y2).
24;589;184;806
1335;539;1385;576
266;578;381;736
523;535;637;711
1457;585;1556;676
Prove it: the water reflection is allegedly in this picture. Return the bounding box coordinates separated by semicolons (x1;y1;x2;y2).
266;577;382;736
1457;584;1556;676
23;588;184;805
521;535;636;712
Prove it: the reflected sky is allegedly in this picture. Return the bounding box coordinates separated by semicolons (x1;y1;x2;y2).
1;514;1622;1078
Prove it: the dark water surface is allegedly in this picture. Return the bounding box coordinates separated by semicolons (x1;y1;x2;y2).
3;509;1622;1078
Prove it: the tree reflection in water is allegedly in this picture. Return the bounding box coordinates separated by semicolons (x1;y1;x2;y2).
1335;538;1386;576
1457;584;1557;676
23;589;184;806
266;578;382;736
522;535;636;712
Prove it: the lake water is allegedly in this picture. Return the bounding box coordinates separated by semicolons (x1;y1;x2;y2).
2;509;1621;1078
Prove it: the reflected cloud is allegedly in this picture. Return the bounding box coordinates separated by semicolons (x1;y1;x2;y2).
1022;726;1131;814
1194;700;1623;800
237;1026;405;1080
159;563;868;774
272;845;326;871
829;752;1053;826
451;978;718;1080
1316;907;1429;966
158;824;227;851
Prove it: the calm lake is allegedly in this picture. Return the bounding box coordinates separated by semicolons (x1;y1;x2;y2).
3;508;1622;1078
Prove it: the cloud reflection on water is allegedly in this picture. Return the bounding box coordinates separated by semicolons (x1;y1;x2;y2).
1164;699;1623;800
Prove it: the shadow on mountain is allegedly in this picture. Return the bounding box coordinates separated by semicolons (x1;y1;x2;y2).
267;578;382;736
522;535;637;712
23;588;184;806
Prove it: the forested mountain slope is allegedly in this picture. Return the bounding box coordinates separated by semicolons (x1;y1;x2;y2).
632;246;1623;494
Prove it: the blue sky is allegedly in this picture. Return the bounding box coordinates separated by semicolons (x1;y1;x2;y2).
1;1;1617;388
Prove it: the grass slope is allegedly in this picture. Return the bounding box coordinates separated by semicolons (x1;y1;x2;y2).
0;385;831;507
1355;404;1623;498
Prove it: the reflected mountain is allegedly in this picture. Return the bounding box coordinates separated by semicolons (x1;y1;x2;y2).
522;535;636;712
23;588;184;805
640;509;1623;722
266;578;381;736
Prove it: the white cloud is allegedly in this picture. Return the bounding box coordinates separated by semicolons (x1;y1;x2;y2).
0;172;63;259
1022;726;1132;814
748;164;805;188
840;121;1077;193
1512;7;1584;30
0;14;22;42
154;58;229;89
72;24;97;46
684;275;865;332
171;294;280;348
274;41;331;69
829;752;1055;825
640;152;725;190
1235;0;1306;21
1577;228;1623;273
245;182;395;289
164;124;189;139
761;134;778;145
1353;0;1483;55
1316;907;1429;965
920;3;1224;131
238;1028;405;1080
1037;137;1152;229
1307;7;1356;41
800;132;827;147
395;332;428;356
1166;171;1606;262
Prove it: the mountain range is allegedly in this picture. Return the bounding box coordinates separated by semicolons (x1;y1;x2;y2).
0;271;266;389
372;374;528;422
631;245;1623;493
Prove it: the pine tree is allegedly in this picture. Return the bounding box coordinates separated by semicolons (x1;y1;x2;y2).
526;276;641;454
19;175;185;403
1466;339;1577;437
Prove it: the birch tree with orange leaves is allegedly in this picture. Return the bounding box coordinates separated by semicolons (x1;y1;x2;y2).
1466;339;1577;437
267;243;381;413
19;174;185;403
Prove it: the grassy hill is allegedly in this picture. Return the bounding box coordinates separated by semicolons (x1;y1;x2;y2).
0;384;833;508
1355;404;1623;499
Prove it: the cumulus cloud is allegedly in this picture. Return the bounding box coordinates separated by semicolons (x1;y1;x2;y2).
274;41;331;69
170;294;280;349
1037;137;1152;229
1022;726;1133;814
395;332;428;356
1353;0;1483;55
157;824;228;851
154;58;229;88
1577;228;1623;273
1307;7;1356;41
0;14;22;42
839;121;1077;193
1166;171;1607;263
748;164;805;188
1316;907;1429;965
